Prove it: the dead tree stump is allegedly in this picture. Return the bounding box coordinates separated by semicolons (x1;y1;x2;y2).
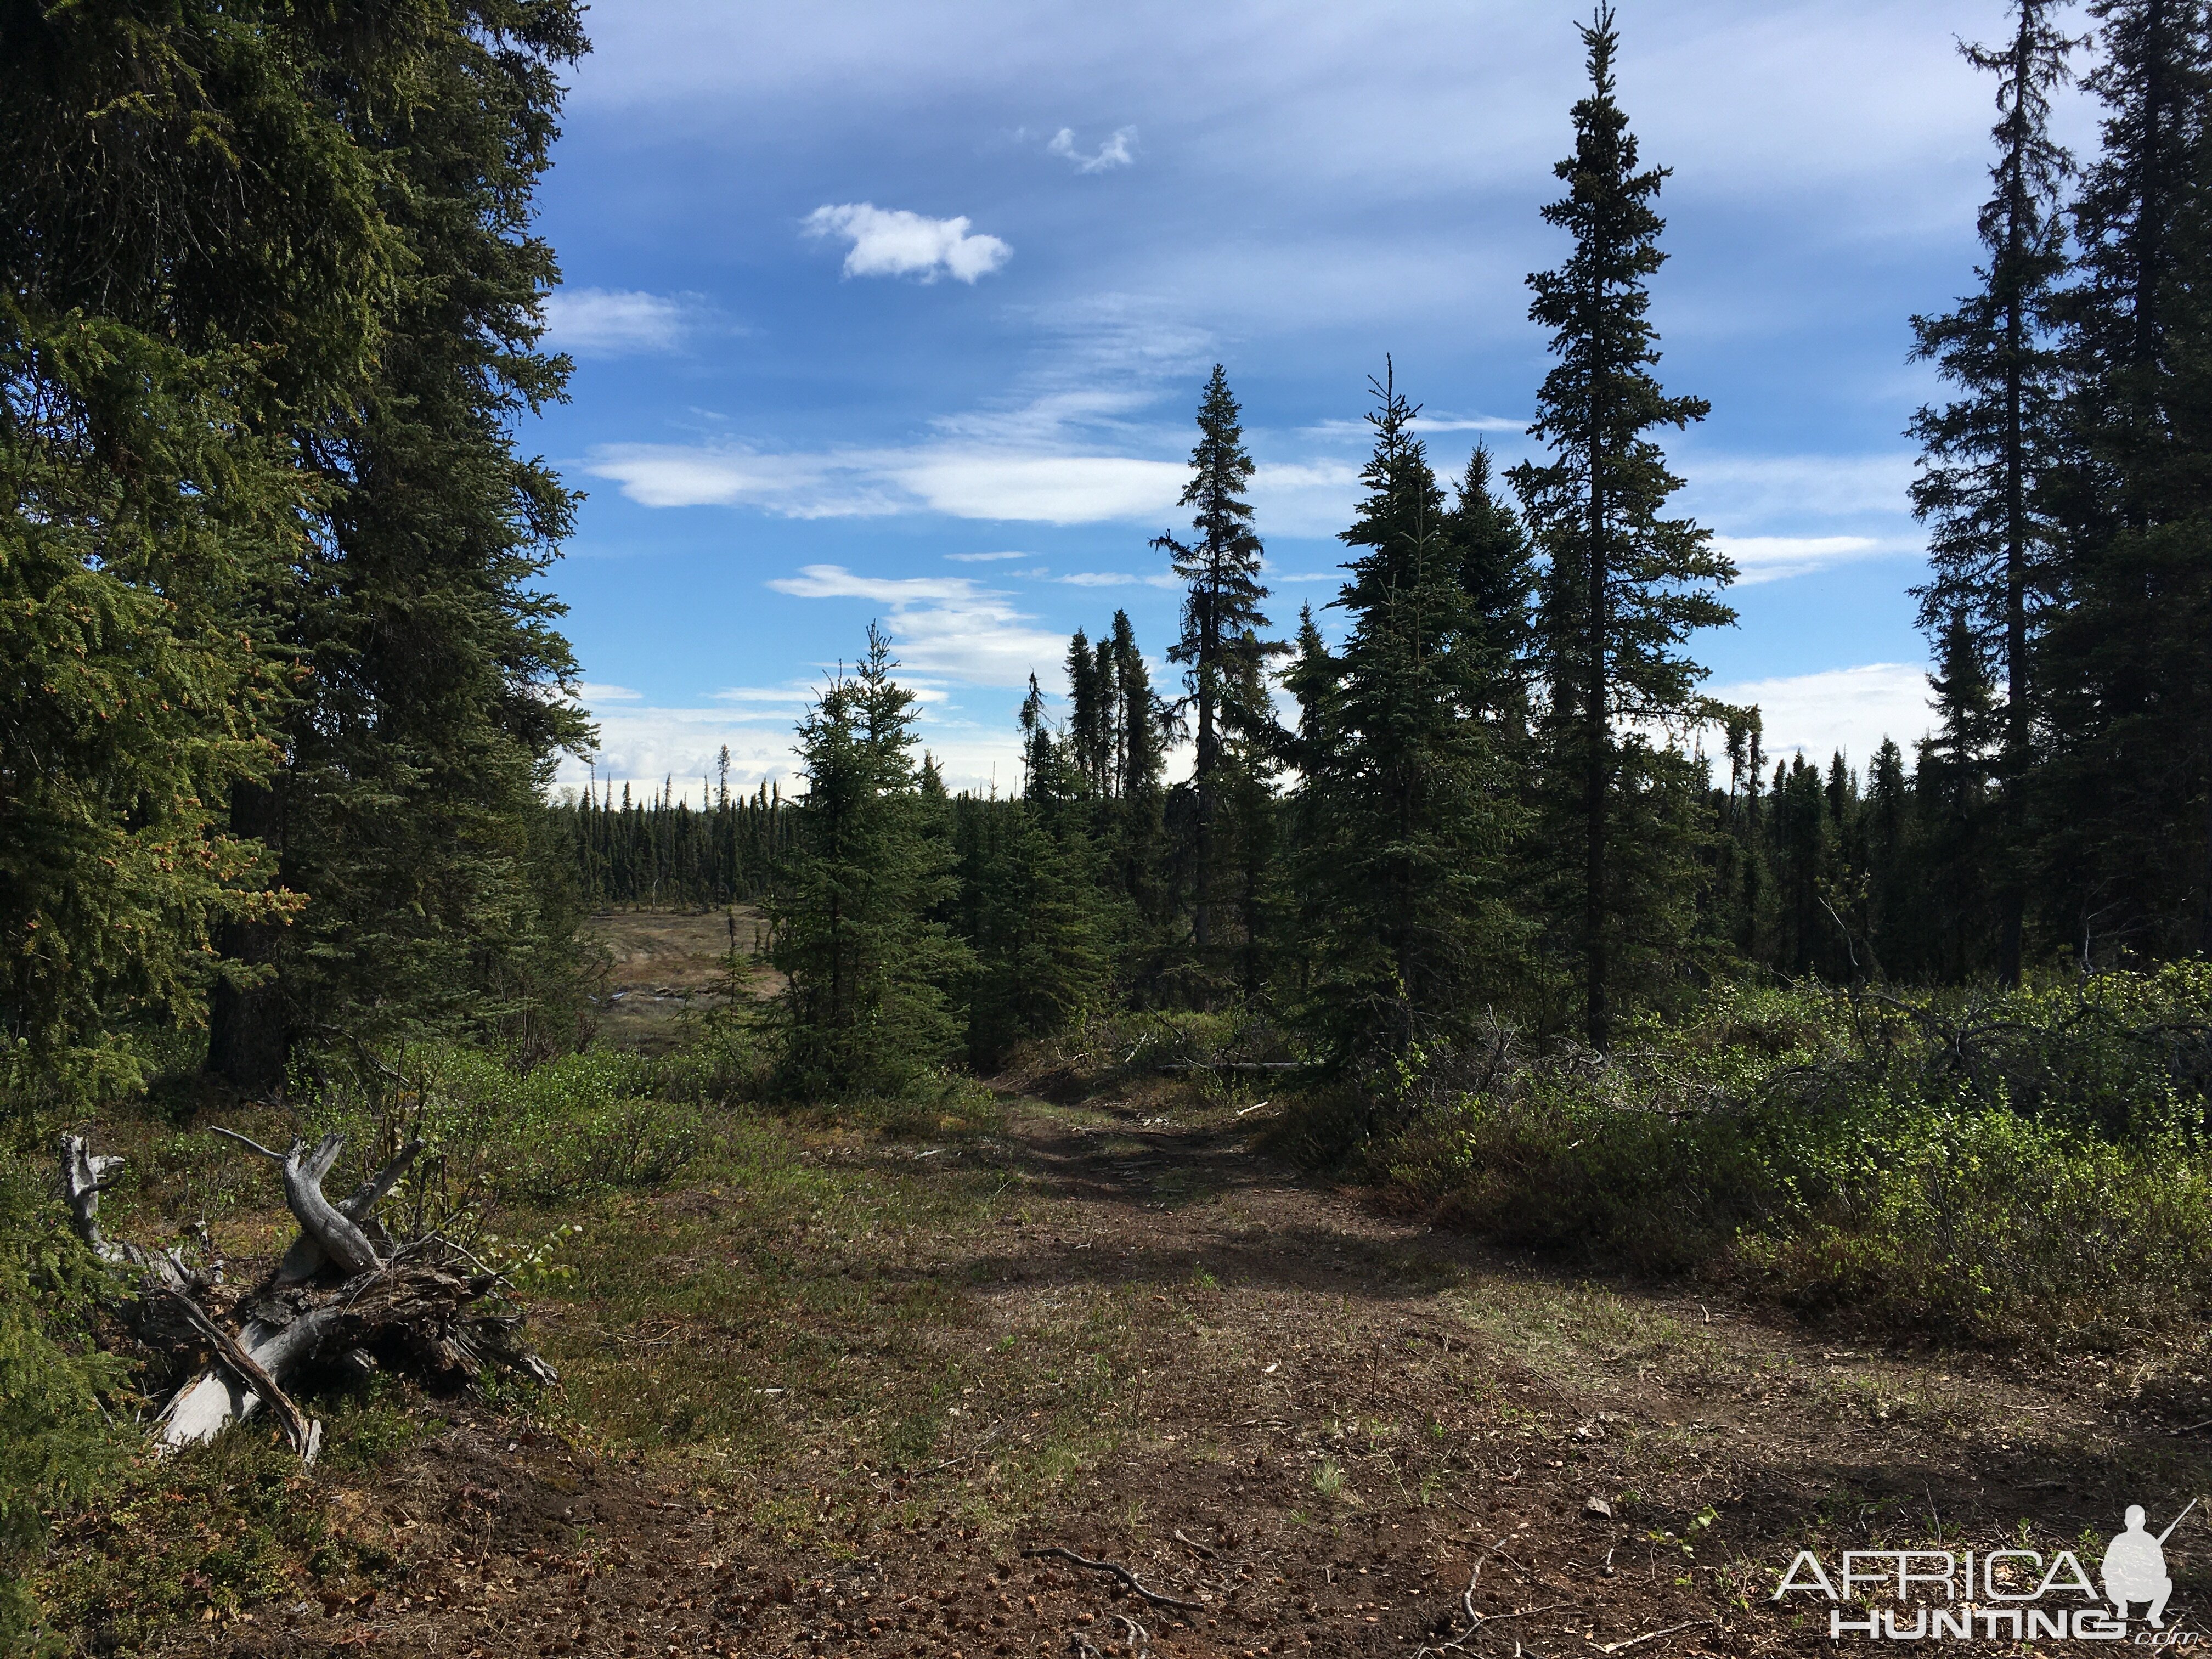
59;1127;557;1464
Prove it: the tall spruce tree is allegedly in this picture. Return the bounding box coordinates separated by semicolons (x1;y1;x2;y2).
204;0;594;1086
1156;366;1276;968
1508;7;1735;1046
2039;0;2212;959
770;626;966;1096
1;2;413;1098
1297;370;1526;1065
1907;0;2076;984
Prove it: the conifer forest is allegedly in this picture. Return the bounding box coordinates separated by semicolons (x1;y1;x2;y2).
8;3;2212;1654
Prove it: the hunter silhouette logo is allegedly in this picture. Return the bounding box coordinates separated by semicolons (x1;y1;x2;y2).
2104;1500;2193;1629
1773;1499;2202;1642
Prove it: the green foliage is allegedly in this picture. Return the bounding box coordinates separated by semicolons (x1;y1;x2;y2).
0;298;304;1103
1356;967;2212;1345
1508;6;1735;1047
0;1161;128;1646
953;794;1116;1070
1291;369;1529;1070
1156;366;1282;985
303;1045;708;1223
769;626;970;1097
212;0;595;1085
32;1408;406;1651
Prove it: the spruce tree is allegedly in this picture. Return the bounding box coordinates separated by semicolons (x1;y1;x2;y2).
1297;370;1527;1066
205;0;594;1085
1509;6;1736;1046
1918;614;2002;979
2039;0;2212;958
0;1;406;1097
1156;366;1277;968
1105;609;1171;952
1907;0;2076;984
1446;443;1541;734
770;626;967;1096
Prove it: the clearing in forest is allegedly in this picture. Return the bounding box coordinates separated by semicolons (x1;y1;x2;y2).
58;1073;2212;1657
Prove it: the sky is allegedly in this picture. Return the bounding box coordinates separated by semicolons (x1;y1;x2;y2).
526;0;2101;802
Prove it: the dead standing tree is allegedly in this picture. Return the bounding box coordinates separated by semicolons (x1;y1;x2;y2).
59;1128;556;1463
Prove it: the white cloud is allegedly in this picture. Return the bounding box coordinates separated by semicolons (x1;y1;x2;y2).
769;566;985;605
765;563;1069;687
945;550;1034;562
802;202;1012;283
559;707;799;804
541;288;696;356
1303;414;1525;439
1249;459;1362;540
709;685;819;707
577;681;643;702
1058;571;1181;588
1713;534;1916;585
585;443;1183;524
1706;662;1934;765
1048;125;1137;173
891;453;1182;521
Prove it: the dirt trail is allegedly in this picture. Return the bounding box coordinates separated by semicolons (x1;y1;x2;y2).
228;1094;2212;1659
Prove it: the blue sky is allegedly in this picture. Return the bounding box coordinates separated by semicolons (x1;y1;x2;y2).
529;0;2097;800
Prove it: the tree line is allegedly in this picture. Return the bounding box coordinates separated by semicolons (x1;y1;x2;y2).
551;759;793;909
759;0;2212;1094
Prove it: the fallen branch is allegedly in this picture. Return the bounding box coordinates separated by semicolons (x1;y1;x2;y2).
1022;1547;1206;1612
1599;1618;1717;1655
159;1289;322;1462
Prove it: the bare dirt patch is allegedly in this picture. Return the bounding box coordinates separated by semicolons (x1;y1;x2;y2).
98;1083;2212;1658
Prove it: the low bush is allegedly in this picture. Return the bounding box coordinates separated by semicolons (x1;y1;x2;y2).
1333;966;2212;1346
0;1158;129;1647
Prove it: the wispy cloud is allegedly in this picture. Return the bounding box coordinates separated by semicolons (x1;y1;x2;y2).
585;442;1182;524
802;202;1011;283
765;563;1069;686
542;288;700;356
708;685;819;708
1304;414;1526;439
576;681;643;703
1048;125;1137;173
1706;662;1934;764
1057;571;1181;589
1713;533;1918;585
945;550;1034;562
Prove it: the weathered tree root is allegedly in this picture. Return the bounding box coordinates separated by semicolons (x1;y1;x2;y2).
59;1128;556;1463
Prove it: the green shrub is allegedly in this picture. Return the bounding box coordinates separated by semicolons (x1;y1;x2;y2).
1347;969;2212;1346
0;1158;129;1648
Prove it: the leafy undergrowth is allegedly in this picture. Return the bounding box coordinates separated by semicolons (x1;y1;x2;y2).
1311;965;2212;1348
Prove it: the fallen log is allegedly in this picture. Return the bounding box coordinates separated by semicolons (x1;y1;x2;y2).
59;1126;554;1462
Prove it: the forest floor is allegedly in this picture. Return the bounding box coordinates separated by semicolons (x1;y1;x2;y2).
91;1060;2212;1659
